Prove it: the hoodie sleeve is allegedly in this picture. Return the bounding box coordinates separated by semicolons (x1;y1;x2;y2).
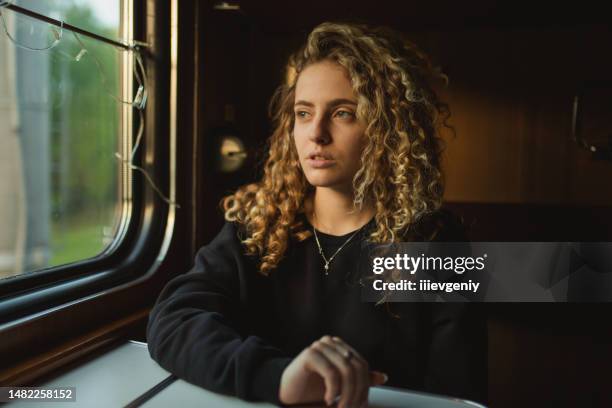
146;222;292;404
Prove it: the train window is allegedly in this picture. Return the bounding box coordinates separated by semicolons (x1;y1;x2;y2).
0;1;134;280
0;0;174;385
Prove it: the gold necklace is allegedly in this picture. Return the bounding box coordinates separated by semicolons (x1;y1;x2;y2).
312;218;364;276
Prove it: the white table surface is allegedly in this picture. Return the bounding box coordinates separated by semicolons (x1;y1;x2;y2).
143;380;487;408
5;341;487;408
5;341;169;408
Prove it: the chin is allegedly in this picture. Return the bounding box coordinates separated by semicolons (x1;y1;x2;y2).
304;173;346;188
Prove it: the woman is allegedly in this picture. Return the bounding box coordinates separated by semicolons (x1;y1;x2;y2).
147;22;486;408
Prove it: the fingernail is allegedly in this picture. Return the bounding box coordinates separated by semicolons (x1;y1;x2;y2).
382;373;388;383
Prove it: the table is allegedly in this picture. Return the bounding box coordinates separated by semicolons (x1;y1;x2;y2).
5;341;487;408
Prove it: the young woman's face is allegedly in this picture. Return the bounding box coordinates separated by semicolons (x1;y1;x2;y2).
293;60;367;192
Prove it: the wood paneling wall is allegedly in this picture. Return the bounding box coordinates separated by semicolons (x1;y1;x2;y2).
405;26;612;204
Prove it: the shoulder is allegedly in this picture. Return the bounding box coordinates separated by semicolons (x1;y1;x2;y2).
195;221;251;266
205;221;244;250
404;208;467;241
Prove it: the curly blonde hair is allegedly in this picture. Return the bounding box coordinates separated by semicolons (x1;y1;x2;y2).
222;21;451;275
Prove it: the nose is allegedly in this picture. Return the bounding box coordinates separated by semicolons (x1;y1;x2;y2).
308;114;331;145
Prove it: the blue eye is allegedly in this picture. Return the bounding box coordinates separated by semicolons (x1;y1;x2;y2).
335;110;354;119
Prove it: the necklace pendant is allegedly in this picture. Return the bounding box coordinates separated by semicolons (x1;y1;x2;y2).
313;221;364;277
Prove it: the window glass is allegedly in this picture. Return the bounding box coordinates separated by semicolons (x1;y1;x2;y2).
13;0;121;39
0;0;130;279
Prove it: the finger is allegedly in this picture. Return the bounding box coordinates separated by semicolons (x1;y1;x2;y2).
302;347;341;406
354;361;369;406
311;339;357;408
320;336;370;408
350;356;368;407
312;339;356;408
330;336;368;365
325;337;369;406
369;370;389;386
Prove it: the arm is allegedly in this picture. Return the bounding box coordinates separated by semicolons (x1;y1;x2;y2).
146;222;292;404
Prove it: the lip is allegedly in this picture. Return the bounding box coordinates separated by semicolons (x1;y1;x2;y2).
308;151;333;160
306;157;336;169
306;151;335;168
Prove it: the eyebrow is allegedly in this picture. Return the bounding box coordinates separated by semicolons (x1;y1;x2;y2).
294;98;357;108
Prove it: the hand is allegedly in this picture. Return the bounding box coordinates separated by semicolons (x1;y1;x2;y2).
279;335;388;408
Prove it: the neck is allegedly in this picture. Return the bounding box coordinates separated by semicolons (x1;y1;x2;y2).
306;187;375;235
